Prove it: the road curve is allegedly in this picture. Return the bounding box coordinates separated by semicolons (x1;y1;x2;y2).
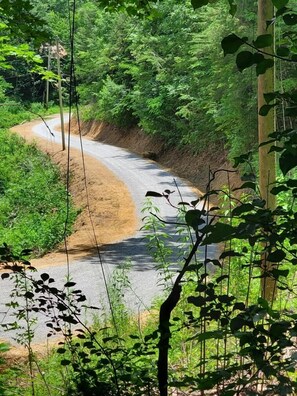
0;115;201;343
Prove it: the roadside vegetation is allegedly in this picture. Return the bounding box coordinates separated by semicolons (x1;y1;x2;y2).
0;100;77;257
1;0;297;395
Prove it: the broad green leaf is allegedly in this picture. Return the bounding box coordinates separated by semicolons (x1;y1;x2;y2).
188;295;206;307
276;46;290;57
253;34;273;49
232;203;254;216
227;0;237;16
264;92;279;103
272;0;289;9
219;251;243;259
202;222;237;244
230;316;245;332
145;191;163;197
267;249;286;262
195;330;223;342
271;268;289;278
270;186;289;195
283;13;297;26
232;182;256;191
236;51;254;72
286;179;297;187
185;209;204;230
221;34;246;56
259;104;276;116
279;150;297;175
256;59;274;76
191;0;209;9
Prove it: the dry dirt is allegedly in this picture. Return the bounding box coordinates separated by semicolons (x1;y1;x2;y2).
10;118;138;268
71;119;240;194
10;117;239;269
4;116;239;359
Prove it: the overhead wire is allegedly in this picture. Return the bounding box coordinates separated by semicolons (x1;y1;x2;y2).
66;0;120;336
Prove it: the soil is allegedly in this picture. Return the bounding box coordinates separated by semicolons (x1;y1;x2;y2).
10;119;138;268
70;119;240;195
10;117;240;268
4;116;239;359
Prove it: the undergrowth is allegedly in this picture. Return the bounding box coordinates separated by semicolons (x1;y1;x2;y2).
0;103;77;256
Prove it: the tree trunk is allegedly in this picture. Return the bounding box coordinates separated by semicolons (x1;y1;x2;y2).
258;0;277;302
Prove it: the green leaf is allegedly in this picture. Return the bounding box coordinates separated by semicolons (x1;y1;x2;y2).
233;182;256;191
221;34;245;56
267;249;286;262
276;46;290;57
216;275;229;283
61;359;71;366
270;185;289;195
227;0;237;16
259;104;276;116
252;198;266;208
195;330;223;342
283;13;297;26
271;268;289;278
230;316;245;332
145;191;163;197
253;34;273;49
188;295;206;307
202;223;237;244
264;92;279;104
191;0;209;9
279;150;297;175
64;281;76;288
24;291;34;299
41;273;49;281
236;51;254;72
268;145;284;153
219;251;243;259
185;209;205;230
272;0;289;8
256;59;274;76
232;203;254;216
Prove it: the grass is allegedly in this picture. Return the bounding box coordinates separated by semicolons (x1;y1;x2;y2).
0;102;77;256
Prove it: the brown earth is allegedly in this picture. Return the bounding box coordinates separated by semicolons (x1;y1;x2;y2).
3;117;239;359
10;118;138;268
10;117;238;270
70;119;240;195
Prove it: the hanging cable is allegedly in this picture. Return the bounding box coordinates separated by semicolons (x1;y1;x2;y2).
66;0;120;337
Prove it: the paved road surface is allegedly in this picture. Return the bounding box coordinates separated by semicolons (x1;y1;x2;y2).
0;116;211;344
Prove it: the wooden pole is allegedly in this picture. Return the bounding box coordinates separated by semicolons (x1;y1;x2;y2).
45;45;51;110
56;40;66;151
258;0;276;301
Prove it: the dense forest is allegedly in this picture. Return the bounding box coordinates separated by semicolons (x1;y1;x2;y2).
3;0;296;159
1;0;297;395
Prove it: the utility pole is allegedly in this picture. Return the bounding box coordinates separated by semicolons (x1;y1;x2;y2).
258;0;276;301
45;45;51;110
56;39;66;151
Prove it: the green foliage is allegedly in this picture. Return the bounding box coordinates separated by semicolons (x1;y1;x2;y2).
72;0;259;155
0;127;76;256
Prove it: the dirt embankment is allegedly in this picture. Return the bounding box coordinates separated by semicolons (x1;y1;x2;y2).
11;119;138;268
70;119;240;193
10;117;239;268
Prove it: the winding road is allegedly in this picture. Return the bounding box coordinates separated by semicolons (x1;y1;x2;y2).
0;116;210;344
